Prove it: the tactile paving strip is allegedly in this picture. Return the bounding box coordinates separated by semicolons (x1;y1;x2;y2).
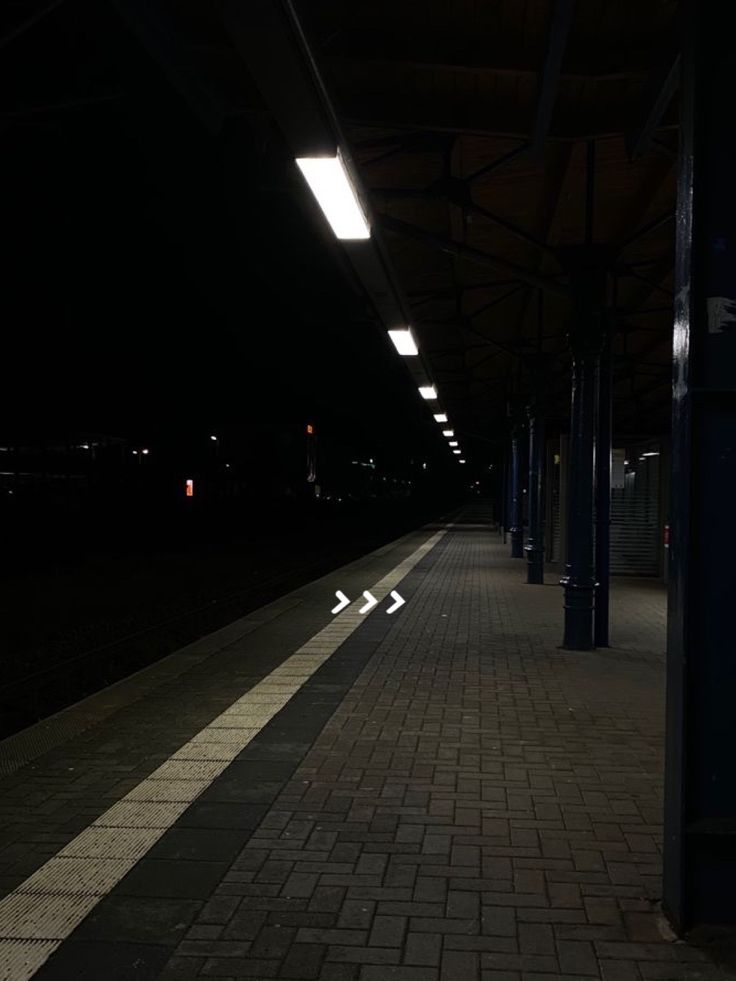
16;858;131;897
0;940;58;981
0;528;447;980
0;894;98;940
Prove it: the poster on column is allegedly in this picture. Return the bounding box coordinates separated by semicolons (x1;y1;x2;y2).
611;448;626;489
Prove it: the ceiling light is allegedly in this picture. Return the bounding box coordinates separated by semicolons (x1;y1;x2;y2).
459;459;466;464
433;413;448;423
453;449;461;455
442;429;454;437
295;154;370;240
388;328;418;356
419;386;437;400
642;451;660;457
449;441;458;447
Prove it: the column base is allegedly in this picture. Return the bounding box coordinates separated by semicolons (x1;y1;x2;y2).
510;528;524;558
560;575;596;650
524;543;544;584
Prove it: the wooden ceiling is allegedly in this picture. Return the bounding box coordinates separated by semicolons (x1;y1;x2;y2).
294;0;679;440
1;0;679;455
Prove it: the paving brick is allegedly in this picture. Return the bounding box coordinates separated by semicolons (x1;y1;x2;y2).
309;886;347;913
481;907;516;937
404;931;442;966
557;939;601;975
280;942;326;979
338;899;376;929
360;968;438;981
448;889;481;919
368;914;406;946
518;922;555;955
441;950;480;980
325;946;402;965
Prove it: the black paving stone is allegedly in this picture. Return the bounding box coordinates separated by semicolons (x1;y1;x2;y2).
31;941;172;980
146;828;251;863
115;858;231;898
177;802;270;830
73;895;201;944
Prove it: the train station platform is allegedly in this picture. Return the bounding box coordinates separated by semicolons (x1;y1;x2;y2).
0;507;730;981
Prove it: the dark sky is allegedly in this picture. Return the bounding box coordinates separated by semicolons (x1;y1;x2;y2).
1;0;445;466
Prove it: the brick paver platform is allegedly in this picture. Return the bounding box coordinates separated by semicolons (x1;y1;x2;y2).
154;521;728;981
4;511;733;981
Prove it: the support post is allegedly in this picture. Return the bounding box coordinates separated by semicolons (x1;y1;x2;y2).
594;329;612;647
663;1;736;932
509;427;524;558
559;251;607;650
525;407;546;582
558;434;569;569
525;359;548;584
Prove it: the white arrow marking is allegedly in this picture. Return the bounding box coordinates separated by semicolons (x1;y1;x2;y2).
386;590;405;614
331;590;350;615
359;591;378;614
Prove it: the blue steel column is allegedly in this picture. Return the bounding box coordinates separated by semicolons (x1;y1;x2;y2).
594;329;612;647
525;399;546;584
559;252;606;650
509;427;524;558
664;2;736;931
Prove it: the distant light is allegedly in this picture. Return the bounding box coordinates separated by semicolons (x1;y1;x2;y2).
433;413;448;423
225;463;231;469
420;386;438;400
132;450;138;456
141;448;150;456
369;458;374;464
442;429;454;437
388;328;418;356
422;462;427;470
210;435;218;442
624;459;630;465
295;154;370;240
639;456;646;461
186;478;194;497
459;459;466;464
453;449;461;455
642;451;660;457
449;441;458;447
306;423;314;435
80;443;90;450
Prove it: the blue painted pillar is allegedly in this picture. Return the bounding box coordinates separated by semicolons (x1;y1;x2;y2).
663;1;736;932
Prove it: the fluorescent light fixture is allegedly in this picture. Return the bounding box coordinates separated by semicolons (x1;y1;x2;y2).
642;451;660;457
419;386;437;400
453;449;461;455
449;441;458;447
388;328;418;356
433;413;448;423
295;154;370;240
442;429;454;437
459;459;466;464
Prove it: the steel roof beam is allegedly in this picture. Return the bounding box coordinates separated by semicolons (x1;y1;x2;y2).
530;0;576;159
626;49;681;160
379;214;569;296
